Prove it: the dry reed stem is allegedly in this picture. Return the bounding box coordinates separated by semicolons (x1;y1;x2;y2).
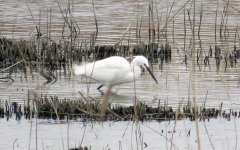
13;138;18;150
223;0;240;13
202;90;215;150
191;0;201;149
84;95;122;119
170;100;182;150
80;122;87;148
57;1;72;31
143;123;180;150
14;38;36;150
116;24;132;47
218;74;238;149
92;0;98;41
161;0;191;32
49;96;65;150
154;0;160;44
100;85;112;121
0;60;23;72
215;0;218;44
26;0;37;31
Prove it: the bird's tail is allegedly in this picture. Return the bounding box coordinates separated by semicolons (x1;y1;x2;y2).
73;64;86;75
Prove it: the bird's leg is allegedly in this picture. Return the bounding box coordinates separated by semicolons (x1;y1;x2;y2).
97;84;104;90
99;90;104;96
97;84;104;95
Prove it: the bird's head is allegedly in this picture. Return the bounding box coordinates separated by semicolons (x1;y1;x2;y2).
131;56;158;84
131;56;149;68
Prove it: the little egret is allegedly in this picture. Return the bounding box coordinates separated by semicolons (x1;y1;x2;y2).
73;55;158;90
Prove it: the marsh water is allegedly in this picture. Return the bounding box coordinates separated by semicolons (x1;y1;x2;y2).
0;0;240;109
1;58;239;110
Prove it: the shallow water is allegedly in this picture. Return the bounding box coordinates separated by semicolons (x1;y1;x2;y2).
1;118;240;150
0;0;240;109
0;0;240;46
0;58;239;110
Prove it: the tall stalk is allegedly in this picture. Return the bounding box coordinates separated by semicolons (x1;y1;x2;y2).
191;0;201;149
215;0;218;45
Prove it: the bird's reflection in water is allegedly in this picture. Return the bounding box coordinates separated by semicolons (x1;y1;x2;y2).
79;83;155;106
92;90;136;105
111;90;157;106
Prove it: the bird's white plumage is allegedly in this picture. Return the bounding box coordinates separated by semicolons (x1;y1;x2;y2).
73;55;156;86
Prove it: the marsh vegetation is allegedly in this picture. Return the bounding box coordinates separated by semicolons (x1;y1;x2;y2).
0;0;240;149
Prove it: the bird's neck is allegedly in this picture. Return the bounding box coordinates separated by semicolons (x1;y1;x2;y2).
130;64;141;80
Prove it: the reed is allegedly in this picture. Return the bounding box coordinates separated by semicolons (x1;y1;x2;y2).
0;96;237;122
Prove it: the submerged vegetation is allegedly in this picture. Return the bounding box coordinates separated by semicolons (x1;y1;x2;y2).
0;96;239;122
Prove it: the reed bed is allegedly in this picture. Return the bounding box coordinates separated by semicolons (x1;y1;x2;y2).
0;95;239;122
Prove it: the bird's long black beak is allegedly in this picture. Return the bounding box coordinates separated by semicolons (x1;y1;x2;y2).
144;64;158;84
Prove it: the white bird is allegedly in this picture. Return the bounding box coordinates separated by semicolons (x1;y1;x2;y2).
73;55;158;91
